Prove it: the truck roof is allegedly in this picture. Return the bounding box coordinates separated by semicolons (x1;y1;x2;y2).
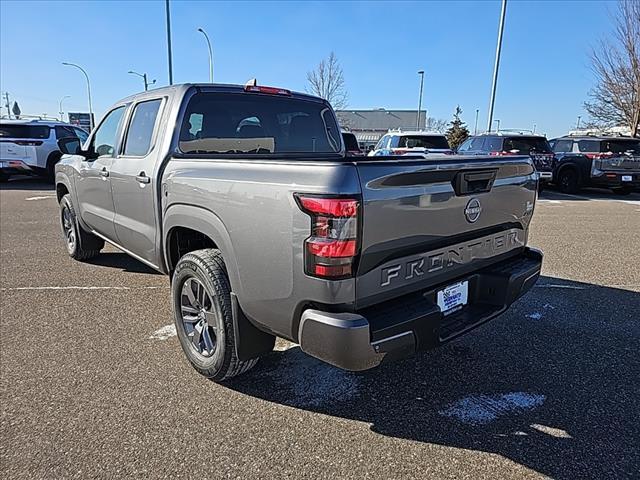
116;83;327;105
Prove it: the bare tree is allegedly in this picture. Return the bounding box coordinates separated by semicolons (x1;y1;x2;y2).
425;117;447;133
306;52;348;110
585;0;640;136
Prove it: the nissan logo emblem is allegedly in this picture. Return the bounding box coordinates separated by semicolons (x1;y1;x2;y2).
464;198;482;223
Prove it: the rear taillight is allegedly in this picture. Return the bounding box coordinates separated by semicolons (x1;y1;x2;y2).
489;151;510;156
295;194;360;279
13;140;43;146
244;84;291;95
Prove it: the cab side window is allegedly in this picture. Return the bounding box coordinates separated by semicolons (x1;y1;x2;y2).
92;106;126;157
553;139;573;153
123;99;163;156
376;135;390;150
457;138;473;152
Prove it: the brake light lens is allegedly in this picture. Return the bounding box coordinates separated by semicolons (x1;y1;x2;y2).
295;194;359;279
244;85;291;95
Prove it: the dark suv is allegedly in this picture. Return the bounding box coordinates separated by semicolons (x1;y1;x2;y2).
457;133;554;188
549;135;640;194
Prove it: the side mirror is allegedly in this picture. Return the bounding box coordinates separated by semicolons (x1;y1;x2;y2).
58;137;82;155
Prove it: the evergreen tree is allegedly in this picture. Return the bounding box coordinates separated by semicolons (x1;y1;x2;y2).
446;106;470;149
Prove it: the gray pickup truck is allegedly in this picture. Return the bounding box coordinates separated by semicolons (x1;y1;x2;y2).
55;83;543;381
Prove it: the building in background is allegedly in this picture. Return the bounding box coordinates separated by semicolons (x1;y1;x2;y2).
68;112;94;132
336;109;427;149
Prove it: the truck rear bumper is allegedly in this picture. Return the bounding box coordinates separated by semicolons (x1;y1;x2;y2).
298;247;543;371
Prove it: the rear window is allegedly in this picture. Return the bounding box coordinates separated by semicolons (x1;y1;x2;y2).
0;124;50;139
179;92;341;155
397;135;449;149
342;132;360;151
600;139;640;154
502;136;551;154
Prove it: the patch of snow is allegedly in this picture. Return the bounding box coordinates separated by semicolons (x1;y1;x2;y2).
149;324;177;340
526;312;543;320
530;423;572;438
439;392;546;425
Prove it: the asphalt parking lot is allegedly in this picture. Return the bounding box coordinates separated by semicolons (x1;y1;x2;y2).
1;178;639;479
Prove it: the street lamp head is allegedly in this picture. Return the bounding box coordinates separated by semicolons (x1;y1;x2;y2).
197;27;204;33
418;70;424;75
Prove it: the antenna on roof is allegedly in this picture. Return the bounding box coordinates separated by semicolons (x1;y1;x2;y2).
245;78;257;88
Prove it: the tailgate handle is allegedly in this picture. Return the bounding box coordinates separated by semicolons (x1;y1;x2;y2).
453;169;497;195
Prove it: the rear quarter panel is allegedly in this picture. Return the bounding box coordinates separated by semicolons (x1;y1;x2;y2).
162;158;361;340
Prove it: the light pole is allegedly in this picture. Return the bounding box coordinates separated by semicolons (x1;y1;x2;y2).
494;119;501;132
197;28;214;83
62;62;94;130
166;0;174;85
128;70;156;91
532;123;537;134
59;95;70;121
416;70;424;130
487;0;507;132
474;108;480;135
576;115;582;129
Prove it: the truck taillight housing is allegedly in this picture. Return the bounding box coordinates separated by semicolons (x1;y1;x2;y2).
295;194;360;279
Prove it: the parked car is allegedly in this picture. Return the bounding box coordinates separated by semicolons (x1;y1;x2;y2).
341;130;364;156
0;119;89;182
549;134;640;194
368;131;453;156
55;83;542;381
457;132;554;188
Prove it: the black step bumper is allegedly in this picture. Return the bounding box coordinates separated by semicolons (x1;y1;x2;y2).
298;247;543;371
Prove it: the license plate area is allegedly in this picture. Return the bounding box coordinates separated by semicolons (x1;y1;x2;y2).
437;281;469;316
622;175;632;182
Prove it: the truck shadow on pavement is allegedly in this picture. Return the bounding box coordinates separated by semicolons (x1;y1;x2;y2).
227;276;640;480
0;176;55;191
541;186;640;202
85;252;161;275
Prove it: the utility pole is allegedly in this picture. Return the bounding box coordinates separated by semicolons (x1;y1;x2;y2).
494;119;501;132
576;115;582;129
62;62;94;130
416;70;425;130
166;0;174;85
2;92;11;119
474;108;479;135
59;95;70;121
533;123;537;134
487;0;507;132
197;28;214;83
128;70;156;91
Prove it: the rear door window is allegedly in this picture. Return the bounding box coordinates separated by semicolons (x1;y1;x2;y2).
503;137;552;154
553;139;573;153
397;135;449;149
577;140;599;153
0;124;50;139
179;92;341;155
123;99;163;156
472;136;489;151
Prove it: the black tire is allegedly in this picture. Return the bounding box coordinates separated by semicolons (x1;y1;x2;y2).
172;249;258;381
46;152;62;183
537;183;545;193
613;188;631;196
59;194;104;260
557;168;579;194
0;172;9;183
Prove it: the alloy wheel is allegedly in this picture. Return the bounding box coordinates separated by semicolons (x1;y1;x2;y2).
180;277;218;357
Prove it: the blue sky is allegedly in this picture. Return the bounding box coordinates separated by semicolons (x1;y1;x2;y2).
0;0;614;137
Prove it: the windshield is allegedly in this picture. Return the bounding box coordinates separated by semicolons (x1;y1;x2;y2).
397;135;450;149
342;132;360;151
179;92;341;155
600;139;640;154
502;136;552;154
0;124;50;139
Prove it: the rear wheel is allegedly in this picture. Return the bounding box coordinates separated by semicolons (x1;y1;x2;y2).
59;194;104;260
172;249;259;382
0;172;9;183
613;188;632;196
557;168;579;194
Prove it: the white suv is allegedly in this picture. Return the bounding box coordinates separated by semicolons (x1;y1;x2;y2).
0;120;89;182
368;130;452;157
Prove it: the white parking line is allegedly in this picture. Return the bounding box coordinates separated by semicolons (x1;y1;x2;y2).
0;285;167;291
25;195;56;201
535;284;585;290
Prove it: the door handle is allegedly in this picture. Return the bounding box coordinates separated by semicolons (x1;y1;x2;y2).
136;172;151;184
99;168;109;177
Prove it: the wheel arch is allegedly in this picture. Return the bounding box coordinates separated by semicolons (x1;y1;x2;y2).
163;204;243;296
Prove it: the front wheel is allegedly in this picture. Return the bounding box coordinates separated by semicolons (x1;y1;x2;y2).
172;249;259;382
613;188;631;196
0;172;9;183
59;194;104;260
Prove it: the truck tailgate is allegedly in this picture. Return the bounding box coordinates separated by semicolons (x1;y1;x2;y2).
354;155;537;308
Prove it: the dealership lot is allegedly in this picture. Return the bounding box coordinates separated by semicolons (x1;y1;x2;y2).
1;179;639;479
